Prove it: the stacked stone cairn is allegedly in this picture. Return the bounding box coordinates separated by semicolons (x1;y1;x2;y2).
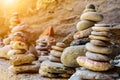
39;41;75;77
71;4;103;46
69;24;120;80
49;42;66;63
9;12;21;29
0;12;21;59
3;12;39;74
36;26;56;62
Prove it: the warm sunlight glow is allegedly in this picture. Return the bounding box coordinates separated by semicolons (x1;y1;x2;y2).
4;0;14;4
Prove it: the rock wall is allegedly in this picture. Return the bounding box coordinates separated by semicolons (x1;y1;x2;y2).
0;0;120;43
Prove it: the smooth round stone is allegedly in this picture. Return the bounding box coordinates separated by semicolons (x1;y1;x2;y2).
85;43;112;54
9;61;40;74
89;35;110;41
90;40;108;46
75;69;114;80
49;55;61;62
35;46;48;51
86;51;110;61
10;41;28;50
92;26;110;32
83;9;96;13
3;38;11;45
77;56;111;71
70;38;89;46
52;46;64;52
91;31;109;36
56;42;66;48
10;53;36;66
74;27;92;39
94;24;112;27
0;45;11;59
7;49;26;57
50;50;62;58
61;45;86;67
80;12;103;22
76;20;95;31
40;61;75;74
86;4;95;9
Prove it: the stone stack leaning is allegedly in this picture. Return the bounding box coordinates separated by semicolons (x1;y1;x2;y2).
76;24;113;80
71;4;103;46
7;28;38;74
49;42;66;62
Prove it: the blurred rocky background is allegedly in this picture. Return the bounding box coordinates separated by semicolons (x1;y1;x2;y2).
0;0;120;43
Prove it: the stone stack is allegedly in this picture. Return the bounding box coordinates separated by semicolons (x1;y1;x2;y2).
7;30;39;74
36;38;49;56
0;12;21;60
6;21;39;74
9;12;21;29
70;24;115;80
39;42;76;78
49;42;66;62
36;26;56;62
71;4;103;46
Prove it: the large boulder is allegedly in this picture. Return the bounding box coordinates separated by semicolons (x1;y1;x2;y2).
61;45;86;67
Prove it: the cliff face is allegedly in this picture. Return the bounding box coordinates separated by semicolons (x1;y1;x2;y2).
0;0;120;42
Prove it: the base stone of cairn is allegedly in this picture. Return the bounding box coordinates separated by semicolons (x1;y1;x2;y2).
0;59;67;80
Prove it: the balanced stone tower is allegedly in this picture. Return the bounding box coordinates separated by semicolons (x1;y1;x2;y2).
75;24;114;80
9;12;21;29
0;12;21;59
38;35;75;78
36;26;56;62
49;42;66;63
61;4;103;68
5;12;39;74
7;24;39;74
71;4;103;46
39;41;75;78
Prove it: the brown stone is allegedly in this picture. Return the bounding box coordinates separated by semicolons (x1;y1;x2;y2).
77;56;111;71
10;53;35;66
9;61;40;74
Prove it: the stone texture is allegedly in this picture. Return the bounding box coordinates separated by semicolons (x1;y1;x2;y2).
77;56;111;71
61;45;86;67
70;38;89;46
85;42;112;54
80;12;103;22
76;20;95;31
0;59;67;80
